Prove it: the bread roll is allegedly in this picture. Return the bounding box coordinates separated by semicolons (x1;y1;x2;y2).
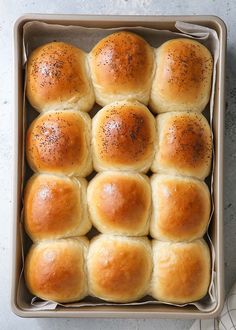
87;172;151;236
151;239;211;303
25;238;88;303
92;100;156;172
149;38;213;113
150;174;210;241
24;173;91;241
152;112;212;179
87;235;152;302
26;110;92;177
89;31;154;106
26;41;95;112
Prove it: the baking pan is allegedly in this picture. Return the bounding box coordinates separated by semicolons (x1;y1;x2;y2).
12;14;226;318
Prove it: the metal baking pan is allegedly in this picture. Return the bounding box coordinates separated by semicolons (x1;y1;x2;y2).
12;14;226;318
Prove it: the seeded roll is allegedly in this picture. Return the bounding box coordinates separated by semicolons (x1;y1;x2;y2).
26;41;95;112
89;31;154;106
92;100;156;172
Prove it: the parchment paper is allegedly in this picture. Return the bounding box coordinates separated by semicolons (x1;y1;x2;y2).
18;20;220;312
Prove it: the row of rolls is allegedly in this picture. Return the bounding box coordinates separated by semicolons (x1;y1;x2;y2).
24;30;213;305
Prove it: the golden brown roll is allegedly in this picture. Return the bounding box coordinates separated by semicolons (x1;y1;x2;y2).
25;237;88;303
152;112;212;179
87;172;151;236
87;235;152;302
26;110;92;177
89;31;154;106
26;41;95;112
24;173;91;241
92;100;156;172
151;239;211;303
149;38;213;113
150;174;211;241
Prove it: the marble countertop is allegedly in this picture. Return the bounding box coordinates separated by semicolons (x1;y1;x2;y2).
1;1;235;329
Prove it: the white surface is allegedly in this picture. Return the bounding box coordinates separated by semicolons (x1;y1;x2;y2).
0;1;235;329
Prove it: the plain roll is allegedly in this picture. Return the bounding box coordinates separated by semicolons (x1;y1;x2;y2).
151;111;212;179
25;237;88;303
89;31;154;106
26;41;95;112
150;174;211;241
87;171;151;236
26;110;92;177
92;100;156;172
87;235;152;302
151;239;211;303
24;173;91;241
149;38;213;113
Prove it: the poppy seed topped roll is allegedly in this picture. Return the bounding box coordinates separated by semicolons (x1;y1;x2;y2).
26;42;95;112
152;112;212;179
89;31;155;106
92;100;156;172
26;110;92;177
149;38;213;113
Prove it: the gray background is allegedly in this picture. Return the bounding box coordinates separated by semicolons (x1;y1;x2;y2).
0;1;235;329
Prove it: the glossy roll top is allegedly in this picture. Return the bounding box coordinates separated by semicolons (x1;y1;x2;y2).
87;172;151;236
150;174;211;241
87;235;152;302
25;238;88;303
152;111;212;179
150;38;213;113
24;173;91;241
151;239;211;303
26;110;92;177
26;41;95;112
92;100;156;172
89;31;154;106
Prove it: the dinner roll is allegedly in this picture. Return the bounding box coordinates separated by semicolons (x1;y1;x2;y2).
152;112;212;179
150;174;211;241
25;237;88;303
89;31;154;106
151;239;211;303
149;38;213;113
26;41;95;112
92;100;156;172
87;172;151;236
26;110;92;177
24;173;91;241
87;235;152;302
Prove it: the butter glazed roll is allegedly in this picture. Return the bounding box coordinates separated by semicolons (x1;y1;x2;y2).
87;235;152;302
152;112;212;179
26;110;92;177
24;174;91;241
92;100;156;172
89;31;155;106
151;239;211;303
150;174;211;241
87;172;151;236
149;38;213;113
25;237;88;303
26;41;95;112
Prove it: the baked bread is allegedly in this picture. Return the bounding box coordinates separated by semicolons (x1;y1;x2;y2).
149;38;213;113
25;237;88;303
26;110;92;177
151;239;211;303
152;112;212;179
87;171;151;236
92;100;156;172
89;31;154;106
26;41;95;112
87;235;152;302
24;173;91;241
150;174;210;241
